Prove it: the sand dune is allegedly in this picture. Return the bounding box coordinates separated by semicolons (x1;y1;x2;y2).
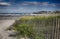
0;19;16;39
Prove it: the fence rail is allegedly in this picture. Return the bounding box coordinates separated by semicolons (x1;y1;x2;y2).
31;15;60;39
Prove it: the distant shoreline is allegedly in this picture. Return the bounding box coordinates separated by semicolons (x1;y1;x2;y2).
0;14;60;20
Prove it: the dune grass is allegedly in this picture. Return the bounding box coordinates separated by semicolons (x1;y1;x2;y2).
11;15;60;39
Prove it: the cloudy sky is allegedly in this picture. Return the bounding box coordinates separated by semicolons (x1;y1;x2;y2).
0;0;60;13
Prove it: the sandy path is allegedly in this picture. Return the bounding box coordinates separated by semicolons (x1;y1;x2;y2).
0;20;16;39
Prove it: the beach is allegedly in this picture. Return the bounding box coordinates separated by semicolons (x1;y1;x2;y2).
0;19;16;39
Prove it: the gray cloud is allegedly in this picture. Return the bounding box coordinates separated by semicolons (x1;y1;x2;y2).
21;2;60;7
0;2;11;6
0;1;60;13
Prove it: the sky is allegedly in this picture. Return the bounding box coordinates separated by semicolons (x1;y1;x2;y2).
0;0;60;13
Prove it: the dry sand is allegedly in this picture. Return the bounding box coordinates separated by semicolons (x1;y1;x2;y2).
0;19;16;39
